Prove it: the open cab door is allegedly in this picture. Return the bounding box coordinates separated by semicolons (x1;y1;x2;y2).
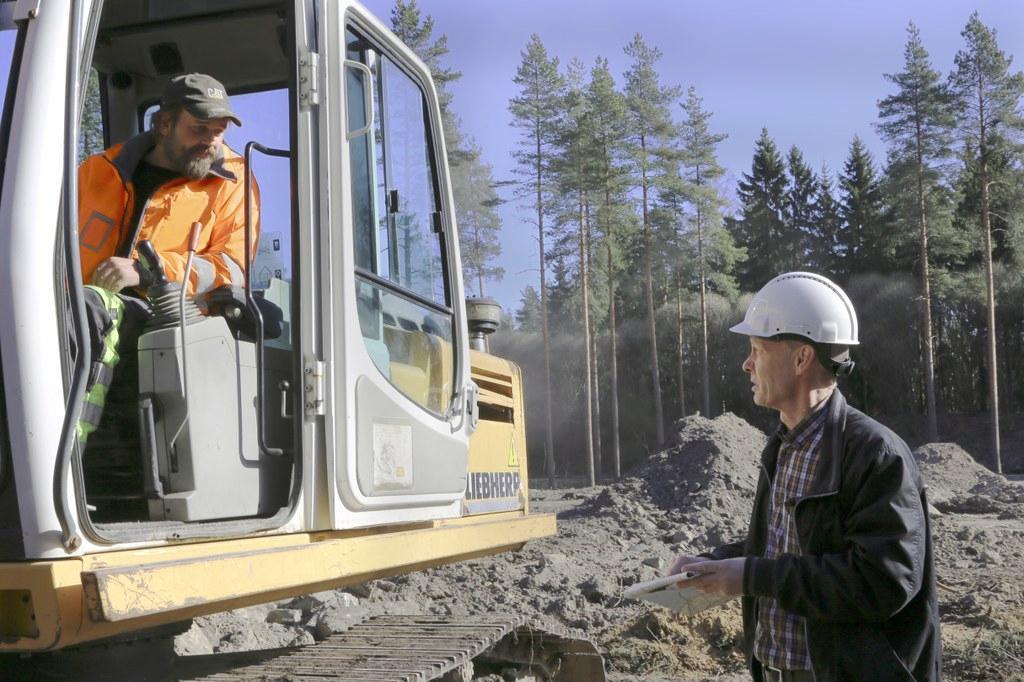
320;2;476;528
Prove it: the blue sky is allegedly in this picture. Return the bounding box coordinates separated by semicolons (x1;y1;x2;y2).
3;3;1022;315
360;0;1023;313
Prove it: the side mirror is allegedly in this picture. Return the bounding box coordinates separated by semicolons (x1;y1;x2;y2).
345;59;374;140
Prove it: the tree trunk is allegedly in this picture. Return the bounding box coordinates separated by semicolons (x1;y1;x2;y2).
586;202;602;481
640;134;665;445
976;77;1000;473
697;205;711;418
579;191;596;486
607;242;621;479
981;161;1001;473
914;131;938;443
536;138;556;485
675;276;686;418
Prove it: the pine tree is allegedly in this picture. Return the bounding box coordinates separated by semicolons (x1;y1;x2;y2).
623;34;680;446
948;12;1024;472
876;22;955;442
656;163;692;421
451;140;504;296
732;129;791;290
389;0;505;298
586;57;629;479
554;59;599;485
679;87;731;418
508;34;563;484
838;136;887;279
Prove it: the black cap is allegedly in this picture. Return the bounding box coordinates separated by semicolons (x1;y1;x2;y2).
160;73;241;127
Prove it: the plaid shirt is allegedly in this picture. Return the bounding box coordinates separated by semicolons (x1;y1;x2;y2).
753;397;830;671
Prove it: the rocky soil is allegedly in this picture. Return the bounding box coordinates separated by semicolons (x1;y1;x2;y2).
177;414;1024;681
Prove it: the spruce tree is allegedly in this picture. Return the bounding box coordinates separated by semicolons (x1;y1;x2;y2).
838;136;887;279
732;129;791;290
623;34;680;446
516;286;542;332
508;34;564;483
812;165;844;278
948;12;1024;472
786;146;819;266
876;22;955;442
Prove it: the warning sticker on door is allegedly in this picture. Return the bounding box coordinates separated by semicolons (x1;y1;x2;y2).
373;423;413;489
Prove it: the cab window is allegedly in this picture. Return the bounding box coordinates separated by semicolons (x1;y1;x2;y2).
346;28;454;416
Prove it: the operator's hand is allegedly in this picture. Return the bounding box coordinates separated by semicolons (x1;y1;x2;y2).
92;257;140;292
677;557;746;597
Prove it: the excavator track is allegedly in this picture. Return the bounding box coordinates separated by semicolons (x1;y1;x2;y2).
186;615;521;681
178;614;605;682
0;614;606;681
179;614;605;681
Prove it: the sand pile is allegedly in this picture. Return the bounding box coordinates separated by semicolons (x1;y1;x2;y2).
580;413;765;551
915;442;1024;515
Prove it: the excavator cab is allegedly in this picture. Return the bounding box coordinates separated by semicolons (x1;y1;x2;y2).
0;0;478;555
78;1;301;527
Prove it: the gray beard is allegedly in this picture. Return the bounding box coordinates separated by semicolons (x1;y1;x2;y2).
162;138;216;180
182;153;215;180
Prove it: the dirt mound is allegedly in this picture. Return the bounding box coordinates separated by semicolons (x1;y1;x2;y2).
915;442;1024;514
580;413;765;550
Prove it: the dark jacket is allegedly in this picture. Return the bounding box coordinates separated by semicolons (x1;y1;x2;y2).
709;391;941;681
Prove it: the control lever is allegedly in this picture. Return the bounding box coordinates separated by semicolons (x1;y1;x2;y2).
136;240;169;288
168;222;204;455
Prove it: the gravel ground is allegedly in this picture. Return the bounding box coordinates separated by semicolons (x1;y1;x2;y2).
177;414;1024;681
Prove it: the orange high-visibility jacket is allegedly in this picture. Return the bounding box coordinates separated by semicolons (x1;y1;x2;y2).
77;131;259;297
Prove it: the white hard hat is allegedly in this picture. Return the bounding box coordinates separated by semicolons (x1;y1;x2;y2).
729;272;859;345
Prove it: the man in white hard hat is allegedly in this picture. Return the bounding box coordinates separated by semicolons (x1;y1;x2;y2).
670;272;940;681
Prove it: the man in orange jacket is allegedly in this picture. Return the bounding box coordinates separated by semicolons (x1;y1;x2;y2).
79;72;252;296
76;73;256;444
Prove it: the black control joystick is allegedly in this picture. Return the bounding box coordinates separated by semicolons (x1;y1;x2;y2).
136;240;170;289
137;240;202;330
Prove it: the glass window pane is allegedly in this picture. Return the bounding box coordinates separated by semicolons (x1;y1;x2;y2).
79;69;104;160
346;30;377;272
356;276;453;415
0;28;13;108
379;58;446;306
0;25;17;142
